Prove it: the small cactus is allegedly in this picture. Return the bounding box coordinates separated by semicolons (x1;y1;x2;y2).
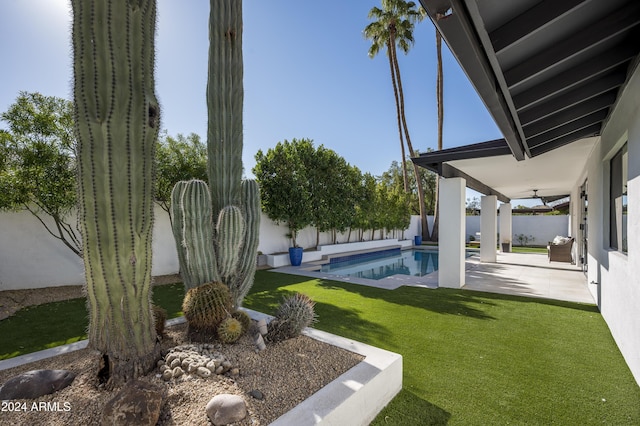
152;304;167;336
232;310;252;333
217;317;243;344
182;282;232;334
267;293;317;342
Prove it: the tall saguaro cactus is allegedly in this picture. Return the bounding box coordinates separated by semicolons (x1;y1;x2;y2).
208;0;244;217
171;0;260;309
72;0;161;387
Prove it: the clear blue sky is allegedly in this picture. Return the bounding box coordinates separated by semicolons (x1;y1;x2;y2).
1;0;533;205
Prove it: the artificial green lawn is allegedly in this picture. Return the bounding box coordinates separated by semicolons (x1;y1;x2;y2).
511;246;548;254
2;273;639;424
0;282;184;360
244;271;640;425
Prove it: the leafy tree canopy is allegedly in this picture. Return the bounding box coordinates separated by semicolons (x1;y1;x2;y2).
155;131;207;221
253;138;314;247
0;92;80;255
1;91;210;255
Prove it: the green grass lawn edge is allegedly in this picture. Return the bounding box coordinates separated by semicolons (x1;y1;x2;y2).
2;272;639;425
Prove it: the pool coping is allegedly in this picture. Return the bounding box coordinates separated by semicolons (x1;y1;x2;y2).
0;311;403;426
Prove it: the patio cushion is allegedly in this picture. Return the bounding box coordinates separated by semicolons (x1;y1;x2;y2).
552;235;570;245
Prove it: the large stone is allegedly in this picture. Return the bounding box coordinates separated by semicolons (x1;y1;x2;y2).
0;369;75;400
101;380;164;426
205;394;247;425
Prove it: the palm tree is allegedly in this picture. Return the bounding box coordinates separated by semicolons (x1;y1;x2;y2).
364;0;430;240
431;22;445;241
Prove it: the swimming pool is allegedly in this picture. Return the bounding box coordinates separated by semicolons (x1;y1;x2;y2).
319;248;440;280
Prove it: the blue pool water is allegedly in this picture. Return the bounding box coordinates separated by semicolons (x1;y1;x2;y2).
320;248;441;280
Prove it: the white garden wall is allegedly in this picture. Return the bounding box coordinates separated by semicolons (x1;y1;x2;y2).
1;208;566;290
465;214;569;245
0;206;179;290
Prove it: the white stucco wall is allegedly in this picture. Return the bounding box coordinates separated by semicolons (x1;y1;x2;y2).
0;206;179;290
466;214;569;245
585;63;640;386
1;206;569;290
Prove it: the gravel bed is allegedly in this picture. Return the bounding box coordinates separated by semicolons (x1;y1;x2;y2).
0;279;364;425
0;321;363;425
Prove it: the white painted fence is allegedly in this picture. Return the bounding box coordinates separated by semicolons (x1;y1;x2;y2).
0;209;567;290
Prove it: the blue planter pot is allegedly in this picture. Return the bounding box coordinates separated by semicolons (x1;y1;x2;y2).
414;235;422;246
289;247;303;266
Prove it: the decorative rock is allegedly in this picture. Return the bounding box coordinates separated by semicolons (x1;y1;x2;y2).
230;368;240;377
196;367;211;378
162;370;173;381
172;366;184;378
159;345;237;381
101;380;163;426
248;389;264;400
0;369;75;400
205;394;247;426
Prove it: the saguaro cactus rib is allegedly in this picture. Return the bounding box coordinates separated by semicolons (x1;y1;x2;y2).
72;0;161;387
208;0;244;217
170;180;219;290
170;0;260;315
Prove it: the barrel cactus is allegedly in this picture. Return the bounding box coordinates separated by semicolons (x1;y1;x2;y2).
267;293;318;342
232;310;252;334
182;282;232;334
217;317;244;344
170;0;260;311
152;304;167;336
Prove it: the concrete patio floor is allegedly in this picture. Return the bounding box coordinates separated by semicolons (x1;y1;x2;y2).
274;251;595;305
464;252;595;304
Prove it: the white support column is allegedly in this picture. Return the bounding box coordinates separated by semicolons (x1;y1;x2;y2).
480;195;498;262
439;177;466;288
499;203;512;253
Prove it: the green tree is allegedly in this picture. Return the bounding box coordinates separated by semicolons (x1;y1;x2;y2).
364;0;429;240
306;145;358;246
380;155;437;216
0;92;81;256
377;174;411;238
155;132;207;223
253;138;314;247
466;197;480;215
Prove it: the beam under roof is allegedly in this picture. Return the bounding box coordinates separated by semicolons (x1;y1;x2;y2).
503;2;640;90
489;0;587;54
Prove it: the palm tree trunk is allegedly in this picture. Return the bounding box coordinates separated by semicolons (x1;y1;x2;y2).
390;36;430;241
386;38;409;193
431;29;444;242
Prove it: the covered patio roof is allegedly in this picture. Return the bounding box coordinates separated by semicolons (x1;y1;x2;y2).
414;0;640;199
413;136;597;202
